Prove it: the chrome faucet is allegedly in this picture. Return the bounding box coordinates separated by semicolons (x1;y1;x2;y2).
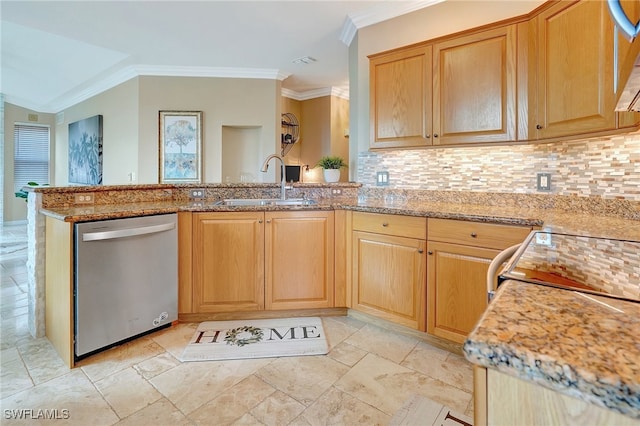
260;154;287;200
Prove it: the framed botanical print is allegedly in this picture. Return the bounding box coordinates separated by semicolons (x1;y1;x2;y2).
159;111;202;183
69;115;103;185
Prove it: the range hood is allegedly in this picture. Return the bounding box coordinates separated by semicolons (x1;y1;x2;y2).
609;0;640;111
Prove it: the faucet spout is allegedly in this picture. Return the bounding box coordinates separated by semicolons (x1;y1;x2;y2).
260;154;287;200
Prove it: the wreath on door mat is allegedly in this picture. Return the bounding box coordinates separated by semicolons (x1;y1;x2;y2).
224;326;264;346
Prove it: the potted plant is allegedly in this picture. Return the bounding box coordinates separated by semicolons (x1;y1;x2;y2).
316;156;347;183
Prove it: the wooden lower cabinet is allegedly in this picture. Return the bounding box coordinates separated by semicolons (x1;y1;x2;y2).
427;219;532;343
192;212;265;313
191;211;335;314
474;367;638;426
352;230;427;331
427;241;499;343
265;211;335;310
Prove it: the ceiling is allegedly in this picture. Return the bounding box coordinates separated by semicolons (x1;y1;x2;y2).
1;1;539;113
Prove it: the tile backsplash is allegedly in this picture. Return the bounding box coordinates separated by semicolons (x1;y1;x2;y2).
357;131;640;201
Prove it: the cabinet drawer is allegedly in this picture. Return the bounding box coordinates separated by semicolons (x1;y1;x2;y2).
353;212;426;239
428;218;531;250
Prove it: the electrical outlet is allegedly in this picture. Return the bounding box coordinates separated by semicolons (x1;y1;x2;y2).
376;171;389;186
74;192;94;204
536;173;551;192
535;232;552;246
331;188;342;195
189;189;206;199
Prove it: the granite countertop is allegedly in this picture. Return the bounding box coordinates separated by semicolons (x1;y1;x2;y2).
463;280;640;420
39;197;640;241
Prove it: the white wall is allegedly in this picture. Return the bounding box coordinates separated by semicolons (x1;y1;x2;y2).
138;76;281;183
55;78;139;186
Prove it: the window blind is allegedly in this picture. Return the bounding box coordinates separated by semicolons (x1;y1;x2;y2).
14;124;50;192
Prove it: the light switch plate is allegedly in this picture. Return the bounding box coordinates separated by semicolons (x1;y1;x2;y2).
536;173;551;192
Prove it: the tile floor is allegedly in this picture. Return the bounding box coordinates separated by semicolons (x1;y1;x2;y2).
0;222;474;425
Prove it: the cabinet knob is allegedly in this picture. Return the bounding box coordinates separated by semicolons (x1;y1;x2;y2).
382;222;389;227
418;249;424;254
425;134;431;138
536;124;543;130
470;232;477;238
266;220;271;223
258;220;263;223
433;133;439;138
427;251;433;255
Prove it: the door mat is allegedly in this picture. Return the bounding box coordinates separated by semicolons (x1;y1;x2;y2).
390;395;473;426
181;317;328;361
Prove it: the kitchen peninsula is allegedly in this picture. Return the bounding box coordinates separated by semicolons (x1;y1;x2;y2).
27;182;640;424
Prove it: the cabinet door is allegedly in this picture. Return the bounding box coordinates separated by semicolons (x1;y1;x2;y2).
352;231;426;330
433;25;517;145
616;0;640;128
192;212;264;313
369;45;432;148
427;241;499;344
534;0;616;139
265;211;334;310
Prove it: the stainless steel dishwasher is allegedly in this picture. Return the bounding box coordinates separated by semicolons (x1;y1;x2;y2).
74;213;178;359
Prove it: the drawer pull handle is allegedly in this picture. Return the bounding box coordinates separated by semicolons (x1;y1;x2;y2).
470;232;477;238
382;222;389;227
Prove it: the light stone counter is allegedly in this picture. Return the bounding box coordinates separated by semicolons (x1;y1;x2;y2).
463;280;640;420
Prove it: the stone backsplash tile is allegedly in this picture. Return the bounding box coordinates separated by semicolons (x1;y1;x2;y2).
358;131;640;201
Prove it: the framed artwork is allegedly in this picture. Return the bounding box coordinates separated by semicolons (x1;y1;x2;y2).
159;111;202;183
68;115;103;185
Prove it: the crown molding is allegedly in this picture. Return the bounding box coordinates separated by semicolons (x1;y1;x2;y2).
45;65;290;112
281;87;349;101
340;0;446;46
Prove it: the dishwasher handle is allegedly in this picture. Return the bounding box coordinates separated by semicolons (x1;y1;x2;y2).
487;244;520;303
82;222;176;242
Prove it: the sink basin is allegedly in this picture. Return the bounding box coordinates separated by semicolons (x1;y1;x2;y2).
214;198;317;207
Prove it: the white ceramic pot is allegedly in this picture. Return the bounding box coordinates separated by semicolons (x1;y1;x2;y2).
323;169;340;183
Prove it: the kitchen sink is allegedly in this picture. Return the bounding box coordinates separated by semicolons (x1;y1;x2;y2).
214;198;317;206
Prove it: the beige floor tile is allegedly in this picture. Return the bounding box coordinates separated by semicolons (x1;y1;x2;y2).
150;358;272;415
0;369;119;425
151;322;198;359
249;390;305;426
299;386;390;426
78;336;166;382
0;315;31;350
17;337;71;384
230;412;264;425
326;341;367;367
344;324;418;363
256;356;349;406
1;347;21;365
335;352;472;415
401;342;473;392
133;352;181;380
0;358;33;399
116;398;190;426
189;375;276;425
320;317;361;350
94;367;162;419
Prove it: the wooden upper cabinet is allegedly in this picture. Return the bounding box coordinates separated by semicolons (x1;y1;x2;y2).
533;0;616;139
369;45;432;148
433;25;517;145
616;0;640;128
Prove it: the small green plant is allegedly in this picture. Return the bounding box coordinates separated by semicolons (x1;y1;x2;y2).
14;182;48;200
316;156;347;170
